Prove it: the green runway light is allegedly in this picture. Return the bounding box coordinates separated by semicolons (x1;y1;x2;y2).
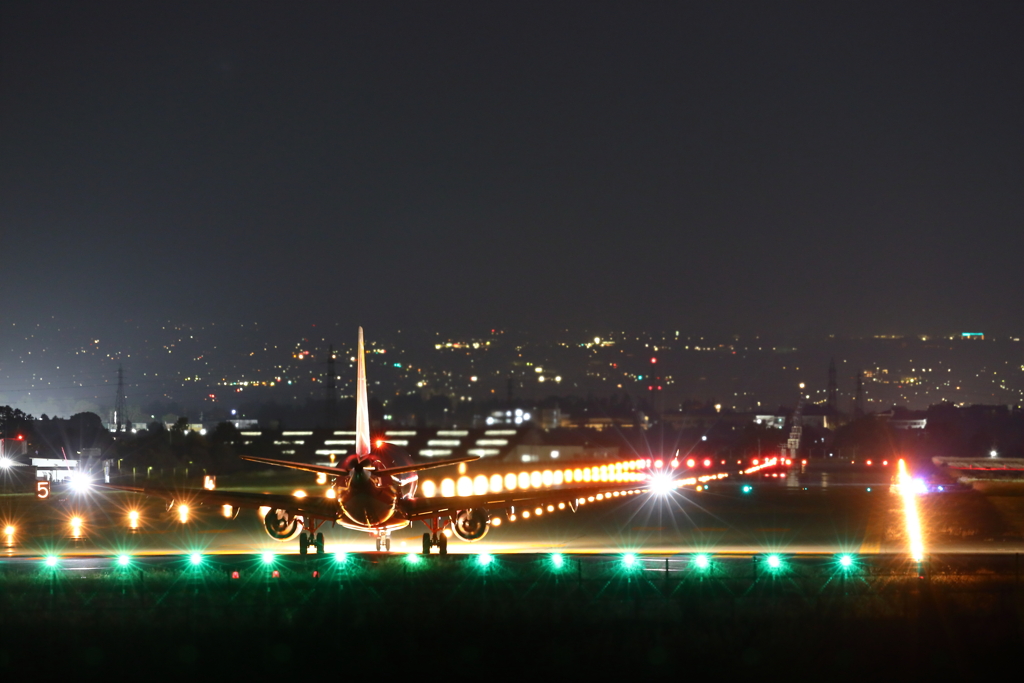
44;555;58;568
406;552;421;565
622;553;637;568
477;553;493;567
261;552;275;565
838;554;854;569
334;551;348;564
693;554;711;569
551;553;565;569
766;554;782;569
742;485;753;493
189;553;203;566
117;554;131;567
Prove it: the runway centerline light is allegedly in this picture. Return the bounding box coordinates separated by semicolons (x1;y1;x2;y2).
477;553;493;567
117;554;131;567
622;553;637;568
551;553;564;569
693;554;710;570
335;551;348;564
189;553;203;566
766;554;782;570
838;554;854;569
406;553;421;565
261;552;275;565
45;555;58;567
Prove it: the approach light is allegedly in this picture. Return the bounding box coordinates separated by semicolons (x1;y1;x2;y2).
406;553;421;565
477;553;493;567
335;551;348;564
0;457;12;469
838;554;854;569
622;553;637;568
189;553;203;566
693;554;711;570
551;553;565;569
68;472;92;493
117;554;131;567
44;555;59;568
649;473;675;495
261;552;275;565
766;554;782;570
4;525;14;536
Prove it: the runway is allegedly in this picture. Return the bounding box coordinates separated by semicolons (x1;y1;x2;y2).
4;465;1024;560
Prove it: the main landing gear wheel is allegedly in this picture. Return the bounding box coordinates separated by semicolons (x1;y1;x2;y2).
299;532;308;556
315;532;325;555
375;537;381;552
438;534;448;556
384;536;391;552
422;533;431;555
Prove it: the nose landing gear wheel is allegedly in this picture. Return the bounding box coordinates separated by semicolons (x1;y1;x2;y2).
375;537;381;551
384;536;391;552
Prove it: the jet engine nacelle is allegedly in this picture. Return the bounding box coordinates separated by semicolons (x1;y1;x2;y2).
263;508;303;541
451;508;490;542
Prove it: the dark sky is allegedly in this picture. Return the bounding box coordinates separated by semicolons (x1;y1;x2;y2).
2;2;1022;338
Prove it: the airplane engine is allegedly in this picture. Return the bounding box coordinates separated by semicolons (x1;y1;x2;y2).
263;508;303;541
451;508;490;542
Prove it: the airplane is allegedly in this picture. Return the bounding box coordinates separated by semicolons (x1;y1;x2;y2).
98;328;662;555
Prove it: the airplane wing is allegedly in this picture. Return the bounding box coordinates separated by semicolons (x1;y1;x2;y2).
96;483;338;520
400;481;651;520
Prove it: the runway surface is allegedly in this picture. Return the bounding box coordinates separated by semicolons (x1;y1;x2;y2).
4;465;1024;559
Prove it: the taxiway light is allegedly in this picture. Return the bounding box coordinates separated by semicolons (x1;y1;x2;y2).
622;553;637;568
261;552;275;565
551;553;565;569
45;555;59;567
335;551;348;564
766;554;782;570
406;553;421;565
693;554;711;570
838;554;854;569
742;485;753;493
117;554;131;567
477;553;493;567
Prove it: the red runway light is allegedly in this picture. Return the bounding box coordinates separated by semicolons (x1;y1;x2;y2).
231;571;240;579
271;570;280;578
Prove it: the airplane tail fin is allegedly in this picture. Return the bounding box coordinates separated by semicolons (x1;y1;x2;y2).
355;326;371;456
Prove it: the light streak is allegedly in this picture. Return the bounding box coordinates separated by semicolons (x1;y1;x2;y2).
895;459;926;563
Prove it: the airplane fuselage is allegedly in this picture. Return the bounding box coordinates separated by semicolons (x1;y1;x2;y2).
333;458;415;532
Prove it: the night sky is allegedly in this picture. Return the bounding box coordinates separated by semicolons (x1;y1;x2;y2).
2;2;1022;339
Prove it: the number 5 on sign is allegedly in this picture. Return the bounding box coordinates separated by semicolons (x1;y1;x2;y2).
36;480;50;500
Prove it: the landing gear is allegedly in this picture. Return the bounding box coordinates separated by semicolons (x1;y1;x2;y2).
420;517;450;555
298;526;327;556
374;531;391;552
